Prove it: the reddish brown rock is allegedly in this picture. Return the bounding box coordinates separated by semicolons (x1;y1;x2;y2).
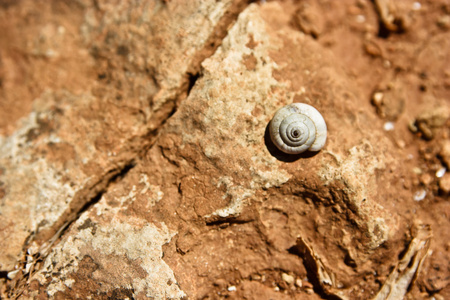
439;173;450;194
0;0;248;281
1;1;450;299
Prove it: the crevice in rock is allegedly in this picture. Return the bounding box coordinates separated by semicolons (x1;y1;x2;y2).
77;161;135;220
205;217;253;227
185;0;254;77
33;159;136;244
186;72;200;96
0;270;8;279
159;145;181;168
5;160;137;297
288;243;343;300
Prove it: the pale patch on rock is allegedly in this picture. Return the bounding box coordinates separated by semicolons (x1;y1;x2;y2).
33;215;185;299
94;185;138;217
140;173;164;201
93;173;164;217
250;156;291;189
170;5;292;219
319;140;390;249
206;176;253;218
80;0;236;109
0;110;78;270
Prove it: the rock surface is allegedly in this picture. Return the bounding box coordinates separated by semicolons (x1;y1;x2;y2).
0;0;449;299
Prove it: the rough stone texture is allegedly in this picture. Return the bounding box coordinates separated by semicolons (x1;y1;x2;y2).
17;3;403;299
0;0;244;273
1;0;450;299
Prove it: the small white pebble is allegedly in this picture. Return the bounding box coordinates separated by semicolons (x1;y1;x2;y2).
436;167;446;178
295;278;303;287
412;2;421;11
27;242;39;255
413;167;422;175
282;273;295;284
397;139;406;148
373;92;384;104
25;263;32;274
383;122;395;131
7;269;20;280
356;15;366;23
274;286;280;291
414;189;426;201
57;26;66;34
227;286;236;292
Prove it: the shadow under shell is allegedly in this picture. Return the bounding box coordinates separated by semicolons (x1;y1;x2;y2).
264;122;321;162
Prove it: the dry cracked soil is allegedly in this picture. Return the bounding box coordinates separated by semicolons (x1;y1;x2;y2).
0;0;449;299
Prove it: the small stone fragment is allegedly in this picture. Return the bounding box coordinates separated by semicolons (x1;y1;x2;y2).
295;278;303;288
412;2;421;10
292;1;324;38
437;15;450;30
412;106;450;140
396;139;406;148
371;86;405;121
372;92;384;105
384;121;394;131
419;173;433;186
413;189;426;201
27;242;39;256
439;174;450;194
413;167;422;175
25;263;32;274
7;269;20;280
251;274;261;281
227;286;237;292
374;0;410;32
436;167;446;178
281;273;295;284
302;281;313;289
214;279;227;287
364;41;382;57
439;140;450;168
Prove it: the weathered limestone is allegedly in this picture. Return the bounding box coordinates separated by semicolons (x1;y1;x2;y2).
16;3;407;299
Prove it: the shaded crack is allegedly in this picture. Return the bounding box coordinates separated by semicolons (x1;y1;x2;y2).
75;161;136;221
288;240;344;300
205;217;253;227
33;160;136;244
0;270;8;279
186;72;200;96
185;0;254;76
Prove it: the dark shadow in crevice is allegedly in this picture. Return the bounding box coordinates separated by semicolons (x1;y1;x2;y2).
288;244;342;300
0;270;8;279
205;218;252;227
34;160;137;249
77;160;136;219
377;20;391;38
186;72;200;96
264;123;321;162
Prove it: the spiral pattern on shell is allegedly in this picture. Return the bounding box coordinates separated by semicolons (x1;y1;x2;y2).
269;103;327;154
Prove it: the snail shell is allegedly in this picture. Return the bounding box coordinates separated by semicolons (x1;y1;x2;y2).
269;103;327;154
